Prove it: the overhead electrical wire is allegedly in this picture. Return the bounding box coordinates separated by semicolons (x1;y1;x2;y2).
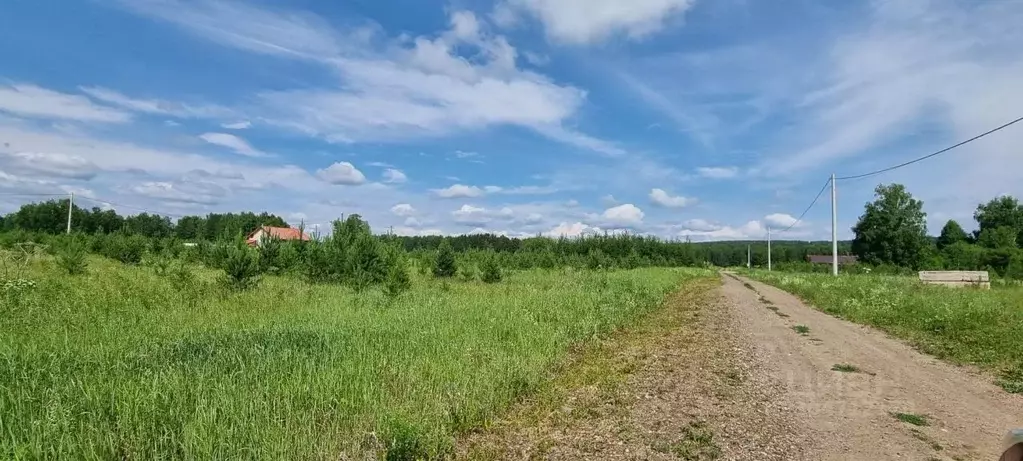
836;115;1023;181
774;177;831;234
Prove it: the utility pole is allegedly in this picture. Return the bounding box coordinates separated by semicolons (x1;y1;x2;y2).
767;226;772;271
831;173;838;276
747;244;751;269
66;192;74;234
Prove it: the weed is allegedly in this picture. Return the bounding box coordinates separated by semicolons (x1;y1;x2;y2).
892;412;929;426
792;325;811;335
670;421;722;460
831;364;859;373
997;365;1023;393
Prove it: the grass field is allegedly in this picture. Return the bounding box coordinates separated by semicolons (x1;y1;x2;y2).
0;255;712;459
744;270;1023;393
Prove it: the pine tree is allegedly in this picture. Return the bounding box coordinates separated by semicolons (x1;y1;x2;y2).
384;257;411;297
433;240;457;277
480;252;502;283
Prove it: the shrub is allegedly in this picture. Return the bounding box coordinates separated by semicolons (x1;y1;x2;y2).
257;235;282;274
586;248;607;270
103;233;147;265
56;237;88;275
347;233;388;291
480;253;502;284
433;241;457;278
384;256;412;297
222;243;260;290
458;264;477;282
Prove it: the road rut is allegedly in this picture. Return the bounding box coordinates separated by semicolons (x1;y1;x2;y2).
726;273;1023;460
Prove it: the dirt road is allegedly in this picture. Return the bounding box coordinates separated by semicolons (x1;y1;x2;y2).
463;274;1023;460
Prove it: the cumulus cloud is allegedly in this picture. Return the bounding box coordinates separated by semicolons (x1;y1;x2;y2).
390;203;416;217
382;168;407;184
499;0;696;44
545;221;602;237
116;2;617;155
649;188;695;208
678;220;766;241
763;213;800;229
199;133;267;157
316;162;366;185
433;184;485;198
601;203;644;226
129;180;224;205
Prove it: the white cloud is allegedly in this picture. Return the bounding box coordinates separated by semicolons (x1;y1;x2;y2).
1;152;98;180
601;203;644;226
403;217;423;227
129;181;223;205
368;161;395;168
390;203;416;217
199;133;267;157
451;204;517;227
679;218;720;232
545;221;602;237
678;220;766;241
80;87;233;119
315;162;366;185
433;184;485;198
484;185;503;193
116;2;618;155
222;121;251;130
501;0;696;44
649;188;695;208
696;166;739;179
764;213;800;229
600;194;618;207
382;168;407;183
454;150;479;158
0;84;130;123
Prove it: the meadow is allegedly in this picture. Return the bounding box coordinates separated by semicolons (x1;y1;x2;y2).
744;270;1023;393
0;253;712;459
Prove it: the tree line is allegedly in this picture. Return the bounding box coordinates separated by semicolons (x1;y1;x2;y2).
851;184;1023;278
0;199;287;240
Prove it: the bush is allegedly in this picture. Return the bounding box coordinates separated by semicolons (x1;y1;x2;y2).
384;257;412;297
458;264;477;282
433;241;457;278
347;233;388;291
222;243;260;290
480;253;502;284
258;235;282;274
103;233;147;265
56;237;88;275
586;248;607;270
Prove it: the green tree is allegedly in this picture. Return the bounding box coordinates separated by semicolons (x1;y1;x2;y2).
851;183;929;268
974;196;1023;246
936;219;969;249
433;240;457;277
978;226;1017;249
480;251;502;283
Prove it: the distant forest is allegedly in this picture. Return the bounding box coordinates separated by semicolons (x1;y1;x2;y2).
0;199;849;268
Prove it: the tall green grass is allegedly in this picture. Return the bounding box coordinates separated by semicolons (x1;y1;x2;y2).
0;256;711;459
745;271;1023;392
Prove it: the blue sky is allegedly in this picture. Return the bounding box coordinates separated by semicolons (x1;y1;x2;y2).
1;0;1021;240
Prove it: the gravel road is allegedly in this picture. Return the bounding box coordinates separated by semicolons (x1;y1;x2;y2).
724;273;1023;460
461;274;1023;460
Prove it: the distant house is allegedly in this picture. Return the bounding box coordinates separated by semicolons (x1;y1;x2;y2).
246;226;311;247
806;254;858;265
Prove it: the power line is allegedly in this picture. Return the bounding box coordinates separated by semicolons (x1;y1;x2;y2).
775;177;831;234
836;115;1023;181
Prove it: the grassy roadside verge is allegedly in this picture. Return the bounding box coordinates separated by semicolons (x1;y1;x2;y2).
459;276;720;459
742;270;1023;393
1;256;714;459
